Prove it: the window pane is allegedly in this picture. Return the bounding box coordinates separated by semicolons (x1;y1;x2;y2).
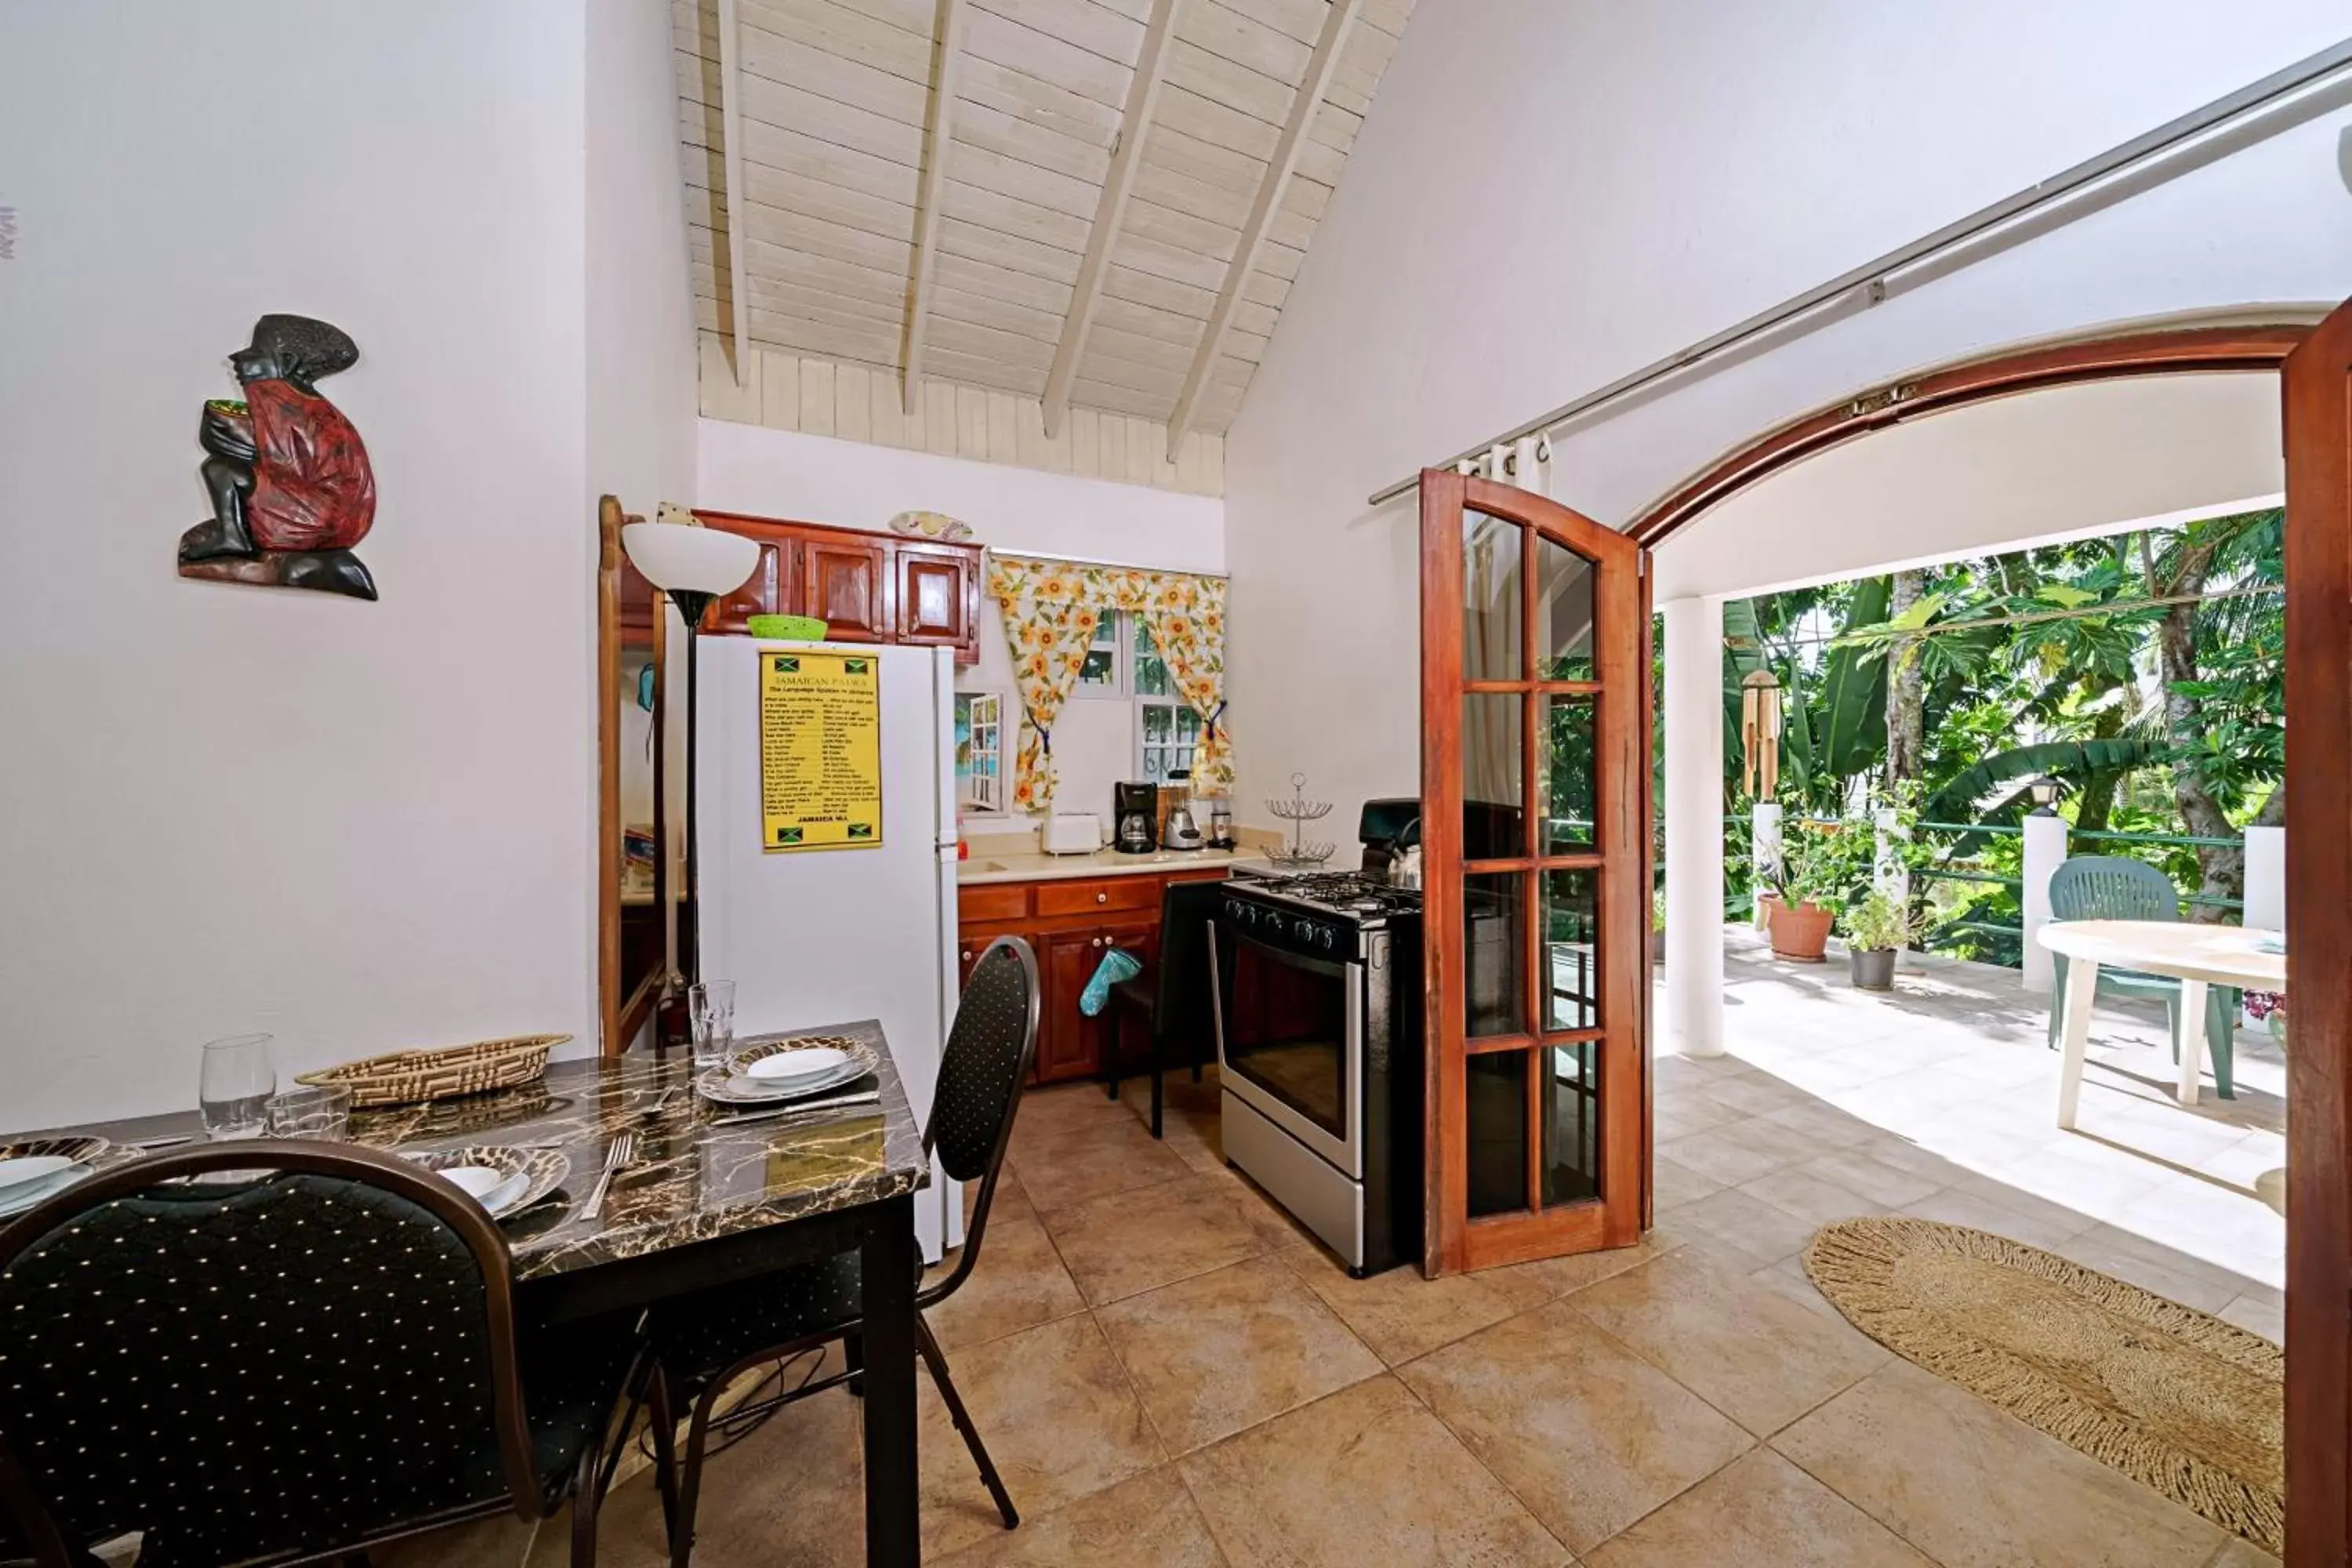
1142;750;1167;782
1463;510;1523;681
1542;869;1599;1031
1094;614;1119;647
1137;655;1171;696
1176;707;1200;743
1542;1043;1601;1206
1466;1051;1530;1218
1538;696;1596;850
1536;534;1595;680
1465;873;1525;1039
1461;694;1523;857
1143;705;1172;743
1079;648;1116;688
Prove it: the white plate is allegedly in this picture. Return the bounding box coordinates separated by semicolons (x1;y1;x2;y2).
0;1164;90;1218
699;1058;869;1105
746;1046;851;1083
438;1165;509;1200
0;1155;76;1192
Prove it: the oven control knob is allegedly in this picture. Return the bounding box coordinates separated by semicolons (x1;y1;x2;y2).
1262;913;1284;935
1318;926;1336;951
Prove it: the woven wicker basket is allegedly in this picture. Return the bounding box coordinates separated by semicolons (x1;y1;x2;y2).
298;1034;565;1109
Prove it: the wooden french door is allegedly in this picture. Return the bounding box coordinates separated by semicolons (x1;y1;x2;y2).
2284;296;2352;1567
1419;468;1650;1274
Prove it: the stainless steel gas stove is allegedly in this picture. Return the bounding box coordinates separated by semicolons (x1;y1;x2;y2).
1212;866;1423;1276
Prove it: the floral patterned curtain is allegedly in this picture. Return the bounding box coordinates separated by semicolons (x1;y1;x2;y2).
988;555;1233;808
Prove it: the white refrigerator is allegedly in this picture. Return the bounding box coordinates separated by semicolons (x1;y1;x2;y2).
695;639;963;1261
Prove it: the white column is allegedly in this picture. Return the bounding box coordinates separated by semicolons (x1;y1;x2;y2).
1751;802;1782;928
2244;826;2285;933
2020;811;2069;994
1663;596;1726;1058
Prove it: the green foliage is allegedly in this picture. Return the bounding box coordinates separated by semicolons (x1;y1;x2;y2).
1841;888;1912;952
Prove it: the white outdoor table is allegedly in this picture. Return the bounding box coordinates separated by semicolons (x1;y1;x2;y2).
2038;919;2285;1127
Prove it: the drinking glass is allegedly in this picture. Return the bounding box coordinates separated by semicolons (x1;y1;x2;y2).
266;1084;353;1142
198;1034;277;1141
690;981;737;1074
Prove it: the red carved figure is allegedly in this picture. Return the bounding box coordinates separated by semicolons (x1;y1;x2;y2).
180;314;379;601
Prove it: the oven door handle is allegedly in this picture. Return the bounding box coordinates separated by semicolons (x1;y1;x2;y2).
1208;916;1228;1070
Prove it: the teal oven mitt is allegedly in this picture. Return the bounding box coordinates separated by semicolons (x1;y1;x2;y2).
1080;948;1143;1017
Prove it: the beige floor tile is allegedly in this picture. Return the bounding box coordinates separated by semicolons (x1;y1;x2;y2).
1188;1157;1321;1247
1179;1376;1569;1568
924;1207;1088;1352
1739;1165;1894;1227
1399;1302;1754;1554
2217;1291;2284;1345
1096;1256;1383;1454
1748;1254;1846;1320
2046;1225;2252;1315
1646;1185;1820;1269
1657;1115;1820;1185
1650;1153;1727;1212
1044;1174;1269;1305
1008;1114;1195;1212
2205;1538;2284;1567
1584;1449;1930;1567
928;1466;1227;1568
1792;1148;1947;1208
1773;1359;2228;1568
918;1313;1167;1559
1276;1238;1542;1365
1491;1231;1685;1302
1896;1184;2093;1250
1569;1249;1887;1436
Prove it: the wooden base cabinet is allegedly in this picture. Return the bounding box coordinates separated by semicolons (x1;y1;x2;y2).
959;869;1224;1085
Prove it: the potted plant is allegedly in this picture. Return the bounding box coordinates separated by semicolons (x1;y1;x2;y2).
1841;888;1911;990
2248;990;2286;1045
1764;821;1842;963
1651;887;1667;965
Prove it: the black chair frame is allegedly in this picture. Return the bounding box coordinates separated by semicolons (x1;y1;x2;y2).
0;1140;672;1568
1102;881;1225;1138
659;936;1041;1567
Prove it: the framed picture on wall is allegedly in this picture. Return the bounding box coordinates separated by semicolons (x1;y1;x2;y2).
955;689;1006;816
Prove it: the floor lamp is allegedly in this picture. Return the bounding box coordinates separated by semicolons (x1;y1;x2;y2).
619;518;758;994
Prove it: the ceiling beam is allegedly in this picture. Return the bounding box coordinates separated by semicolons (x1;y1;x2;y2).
1041;0;1184;437
1167;0;1359;456
714;0;753;387
900;0;971;413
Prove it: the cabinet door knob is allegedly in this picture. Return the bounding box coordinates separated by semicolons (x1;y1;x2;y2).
1096;891;1109;904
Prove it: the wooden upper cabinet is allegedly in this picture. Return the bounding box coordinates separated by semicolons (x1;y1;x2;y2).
800;536;891;643
896;543;978;651
686;509;983;662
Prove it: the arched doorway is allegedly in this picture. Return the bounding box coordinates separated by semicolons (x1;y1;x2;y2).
1620;307;2352;1566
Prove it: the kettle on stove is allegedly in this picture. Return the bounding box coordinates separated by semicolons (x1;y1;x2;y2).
1387;816;1422;890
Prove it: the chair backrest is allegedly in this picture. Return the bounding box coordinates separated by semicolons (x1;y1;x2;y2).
920;937;1040;1308
2049;855;2181;923
0;1142;541;1566
1153;878;1230;1038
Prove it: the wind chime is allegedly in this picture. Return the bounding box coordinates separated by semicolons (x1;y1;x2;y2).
1740;667;1783;798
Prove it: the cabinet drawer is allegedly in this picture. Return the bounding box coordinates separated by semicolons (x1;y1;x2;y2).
1036;877;1160;918
958;884;1032;924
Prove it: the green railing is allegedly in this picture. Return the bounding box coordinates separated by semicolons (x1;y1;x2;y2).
1730;815;2249;968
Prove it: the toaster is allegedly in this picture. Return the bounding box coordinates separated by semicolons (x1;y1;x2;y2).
1040;813;1103;855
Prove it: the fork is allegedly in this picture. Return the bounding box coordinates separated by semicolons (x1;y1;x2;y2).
582;1131;634;1221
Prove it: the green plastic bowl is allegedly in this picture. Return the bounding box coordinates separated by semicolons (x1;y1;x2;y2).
746;614;827;641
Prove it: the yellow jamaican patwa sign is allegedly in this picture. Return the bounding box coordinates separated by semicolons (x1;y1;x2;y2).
760;650;883;851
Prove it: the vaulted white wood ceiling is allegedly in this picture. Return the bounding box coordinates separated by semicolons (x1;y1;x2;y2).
675;0;1416;453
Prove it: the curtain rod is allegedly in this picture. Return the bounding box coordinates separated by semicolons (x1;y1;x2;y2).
1367;34;2352;509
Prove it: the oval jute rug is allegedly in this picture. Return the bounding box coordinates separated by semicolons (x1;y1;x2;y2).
1803;1217;2283;1553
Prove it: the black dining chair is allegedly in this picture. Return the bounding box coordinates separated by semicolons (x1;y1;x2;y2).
1104;878;1226;1138
649;935;1040;1568
0;1141;666;1568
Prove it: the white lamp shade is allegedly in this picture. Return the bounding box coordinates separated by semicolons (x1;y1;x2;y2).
622;521;760;595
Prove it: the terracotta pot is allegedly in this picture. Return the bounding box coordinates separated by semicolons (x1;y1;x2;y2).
1767;898;1833;962
1849;946;1896;990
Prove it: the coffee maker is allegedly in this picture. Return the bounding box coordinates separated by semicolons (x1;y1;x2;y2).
1113;782;1158;854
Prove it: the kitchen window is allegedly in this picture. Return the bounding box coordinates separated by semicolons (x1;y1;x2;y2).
1070;610;1202;782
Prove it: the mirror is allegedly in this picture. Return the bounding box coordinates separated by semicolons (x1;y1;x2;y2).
598;495;670;1052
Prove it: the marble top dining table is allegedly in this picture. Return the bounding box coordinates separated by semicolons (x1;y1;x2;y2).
8;1017;932;1566
15;1017;929;1283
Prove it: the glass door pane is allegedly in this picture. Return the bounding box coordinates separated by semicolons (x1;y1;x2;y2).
1466;1051;1529;1218
1463;872;1525;1039
1464;511;1523;681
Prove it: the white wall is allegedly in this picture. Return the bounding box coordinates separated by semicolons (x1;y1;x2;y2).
699;419;1226;829
1223;0;2352;831
0;1;693;1126
1657;372;2285;600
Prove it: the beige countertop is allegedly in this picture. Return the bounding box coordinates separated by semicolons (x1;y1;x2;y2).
957;844;1269;885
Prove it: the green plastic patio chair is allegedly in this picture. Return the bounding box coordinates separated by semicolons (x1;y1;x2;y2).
2045;855;2238;1098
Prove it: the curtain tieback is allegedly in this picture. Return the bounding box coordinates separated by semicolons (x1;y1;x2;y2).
1205;699;1227;741
1023;702;1051;756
